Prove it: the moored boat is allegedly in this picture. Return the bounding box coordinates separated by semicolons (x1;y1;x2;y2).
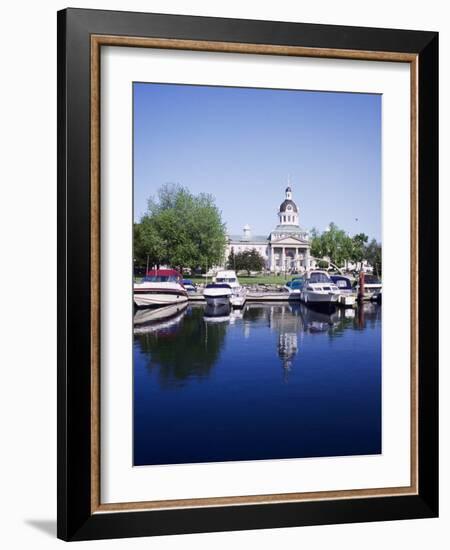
133;269;188;307
181;279;197;293
203;283;232;307
301;270;340;305
214;270;247;308
330;275;356;307
284;277;304;299
355;274;382;301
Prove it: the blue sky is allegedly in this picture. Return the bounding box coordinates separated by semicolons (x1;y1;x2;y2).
134;83;381;241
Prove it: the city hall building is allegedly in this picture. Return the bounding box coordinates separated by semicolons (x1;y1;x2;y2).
224;186;312;273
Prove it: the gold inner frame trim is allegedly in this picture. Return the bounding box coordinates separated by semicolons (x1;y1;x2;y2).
90;34;419;514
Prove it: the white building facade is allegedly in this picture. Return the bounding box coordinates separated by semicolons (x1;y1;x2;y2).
224;187;311;273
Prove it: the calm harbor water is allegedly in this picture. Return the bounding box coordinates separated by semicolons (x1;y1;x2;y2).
133;302;382;466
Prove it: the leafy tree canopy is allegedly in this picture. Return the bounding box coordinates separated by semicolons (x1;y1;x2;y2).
134;184;227;272
310;222;380;272
365;239;382;277
229;248;265;275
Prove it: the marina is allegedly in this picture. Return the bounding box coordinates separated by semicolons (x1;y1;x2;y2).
141;274;379;308
131;84;384;471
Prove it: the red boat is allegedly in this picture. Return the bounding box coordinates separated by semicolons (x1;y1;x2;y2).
134;269;188;308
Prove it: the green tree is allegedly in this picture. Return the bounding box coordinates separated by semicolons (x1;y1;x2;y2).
312;222;353;267
234;248;265;275
317;259;330;269
133;220;167;269
227;248;236;270
350;233;369;267
134;183;227;273
365;239;382;277
311;224;371;269
310;227;325;259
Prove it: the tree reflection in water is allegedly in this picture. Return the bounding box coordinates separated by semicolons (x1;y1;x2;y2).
134;305;227;388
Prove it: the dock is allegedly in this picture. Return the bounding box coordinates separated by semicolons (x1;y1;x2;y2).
188;290;358;308
246;291;299;302
188;292;206;302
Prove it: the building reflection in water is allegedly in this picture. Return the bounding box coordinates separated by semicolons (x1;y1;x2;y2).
268;304;303;380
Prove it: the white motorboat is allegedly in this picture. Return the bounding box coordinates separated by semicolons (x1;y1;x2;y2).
133;269;188;307
203;283;232;307
301;270;340;305
330;275;357;307
214;270;247;308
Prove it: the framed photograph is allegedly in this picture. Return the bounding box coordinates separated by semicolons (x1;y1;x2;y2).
57;8;438;541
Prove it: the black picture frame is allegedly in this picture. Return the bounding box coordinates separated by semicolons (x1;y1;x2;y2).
57;7;438;541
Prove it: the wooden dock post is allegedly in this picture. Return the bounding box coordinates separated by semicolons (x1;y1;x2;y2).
357;271;365;302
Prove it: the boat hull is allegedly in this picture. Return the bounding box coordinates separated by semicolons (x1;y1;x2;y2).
286;290;302;300
204;295;230;307
134;291;188;307
203;286;232;307
302;291;339;304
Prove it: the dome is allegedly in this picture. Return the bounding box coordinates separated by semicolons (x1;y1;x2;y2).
279;199;298;213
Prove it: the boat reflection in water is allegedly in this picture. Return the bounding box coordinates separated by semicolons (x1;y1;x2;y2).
133;302;188;334
203;303;231;323
296;303;340;333
134;301;382;466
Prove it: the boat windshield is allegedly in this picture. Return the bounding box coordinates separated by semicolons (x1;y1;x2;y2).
216;277;236;283
206;283;231;289
331;276;352;289
142;275;180;283
309;272;331;283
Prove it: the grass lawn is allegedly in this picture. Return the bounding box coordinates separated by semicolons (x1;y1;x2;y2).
134;275;297;285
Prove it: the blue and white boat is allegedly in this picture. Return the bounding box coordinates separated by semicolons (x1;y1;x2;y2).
181;279;197;293
284;277;304;299
330;275;356;307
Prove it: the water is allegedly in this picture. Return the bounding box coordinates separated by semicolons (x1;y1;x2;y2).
133;302;382;466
